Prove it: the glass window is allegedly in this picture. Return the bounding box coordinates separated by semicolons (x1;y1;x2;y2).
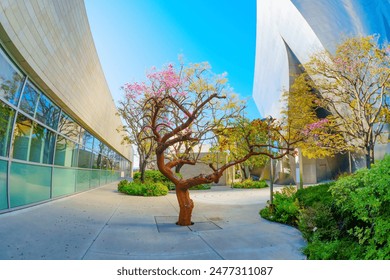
78;147;92;168
57;113;81;142
0;47;24;105
36;94;60;129
92;152;101;169
0;100;15;157
52;168;76;197
29;123;55;164
20;81;40;117
90;169;100;187
113;154;121;171
80;130;93;150
9;162;51;208
93;138;101;153
101;155;113;170
76;169;90;192
54;135;78;167
12;113;33;161
0;159;7;210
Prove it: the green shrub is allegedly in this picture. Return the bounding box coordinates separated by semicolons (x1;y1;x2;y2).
329;155;390;259
260;186;299;226
133;170;175;189
117;180;168;196
189;184;212;190
232;179;268;189
295;182;334;208
142;182;169;196
118;180;129;192
303;238;365;260
133;170;169;182
260;156;390;260
298;204;339;242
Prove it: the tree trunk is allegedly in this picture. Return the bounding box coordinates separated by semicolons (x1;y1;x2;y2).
176;186;194;226
175;163;184;175
365;146;371;169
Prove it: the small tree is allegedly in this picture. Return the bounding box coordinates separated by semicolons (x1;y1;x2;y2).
122;62;302;226
118;86;156;182
302;35;390;168
281;73;349;160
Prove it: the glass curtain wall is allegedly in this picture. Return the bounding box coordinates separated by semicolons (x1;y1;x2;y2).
0;45;131;212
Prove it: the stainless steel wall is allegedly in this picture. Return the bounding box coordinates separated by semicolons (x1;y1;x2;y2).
253;0;390;119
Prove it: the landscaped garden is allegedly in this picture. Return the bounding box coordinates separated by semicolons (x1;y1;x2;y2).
118;170;211;196
231;178;268;189
260;155;390;260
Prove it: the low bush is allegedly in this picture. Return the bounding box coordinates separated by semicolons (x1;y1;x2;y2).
329;155;390;259
259;155;390;260
295;182;334;208
189;184;212;190
133;170;175;189
232;179;268;189
260;186;299;226
118;180;168;197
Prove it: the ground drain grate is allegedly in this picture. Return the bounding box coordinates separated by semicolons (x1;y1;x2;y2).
154;216;222;233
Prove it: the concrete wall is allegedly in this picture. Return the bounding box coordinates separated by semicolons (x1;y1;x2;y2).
0;0;132;160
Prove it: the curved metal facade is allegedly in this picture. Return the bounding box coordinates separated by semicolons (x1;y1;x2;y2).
253;0;390;183
253;0;390;118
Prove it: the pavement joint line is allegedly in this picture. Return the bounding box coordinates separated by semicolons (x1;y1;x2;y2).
197;234;225;260
81;194;124;260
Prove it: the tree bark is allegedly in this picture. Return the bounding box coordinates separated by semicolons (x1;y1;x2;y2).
365;146;371;169
139;159;147;183
175;186;194;226
175;163;184;175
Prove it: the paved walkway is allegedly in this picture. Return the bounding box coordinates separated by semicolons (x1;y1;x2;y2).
0;183;306;260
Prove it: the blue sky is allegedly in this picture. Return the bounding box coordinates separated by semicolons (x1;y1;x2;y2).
84;0;259;119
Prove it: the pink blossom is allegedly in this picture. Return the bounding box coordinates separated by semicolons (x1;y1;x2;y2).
302;119;328;136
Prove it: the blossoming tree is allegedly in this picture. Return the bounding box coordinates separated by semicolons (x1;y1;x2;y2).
121;62;303;226
302;36;390;168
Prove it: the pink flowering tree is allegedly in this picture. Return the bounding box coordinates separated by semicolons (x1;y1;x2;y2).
121;61;300;226
118;81;156;183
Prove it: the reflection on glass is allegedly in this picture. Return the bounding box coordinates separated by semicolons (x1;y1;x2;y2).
35;94;60;129
92;152;102;169
9;162;51;207
81;130;93;150
0;160;7;210
0;48;24;105
113;154;121;171
12;113;33;161
93;138;102;153
101;155;114;170
57;113;81;142
0;100;15;157
78;147;92;168
54;135;78;167
20;82;39;117
29;122;55;164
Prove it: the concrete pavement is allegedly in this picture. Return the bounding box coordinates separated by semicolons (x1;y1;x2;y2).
0;183;306;260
